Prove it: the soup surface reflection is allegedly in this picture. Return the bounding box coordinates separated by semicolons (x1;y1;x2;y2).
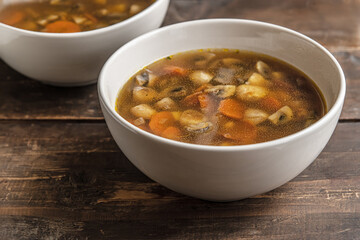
116;49;326;146
0;0;155;33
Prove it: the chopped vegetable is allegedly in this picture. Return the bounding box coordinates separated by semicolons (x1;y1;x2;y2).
220;120;257;143
243;109;269;125
205;85;236;98
189;70;214;85
149;112;176;135
155;97;177;111
133;86;157;103
236;85;268;102
162;65;187;76
179;110;207;127
256;60;271;78
161;126;182;141
133;117;146;126
260;96;282;112
0;11;24;25
130;104;156;119
182;92;201;107
44;20;81;33
268;106;293;125
218;99;245;120
247;72;269;86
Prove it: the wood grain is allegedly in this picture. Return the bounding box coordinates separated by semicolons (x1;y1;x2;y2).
0;0;359;239
0;121;359;239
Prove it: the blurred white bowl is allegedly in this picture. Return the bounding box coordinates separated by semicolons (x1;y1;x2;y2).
0;0;169;86
98;19;346;201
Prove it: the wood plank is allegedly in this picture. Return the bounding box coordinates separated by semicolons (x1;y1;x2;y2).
165;0;360;49
0;121;359;239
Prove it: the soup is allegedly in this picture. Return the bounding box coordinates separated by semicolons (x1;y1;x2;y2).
0;0;155;33
116;49;326;146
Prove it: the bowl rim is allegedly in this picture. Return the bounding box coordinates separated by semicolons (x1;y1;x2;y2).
98;18;346;152
0;0;168;38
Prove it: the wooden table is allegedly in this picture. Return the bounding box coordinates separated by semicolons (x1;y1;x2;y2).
1;0;359;239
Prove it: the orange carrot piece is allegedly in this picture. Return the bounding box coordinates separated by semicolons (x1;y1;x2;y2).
149;111;176;135
198;94;211;109
260;96;282;112
182;92;201;107
218;99;245;120
161;126;182;141
84;13;98;23
198;93;218;114
162;65;187;76
220;120;257;143
44;20;81;33
0;11;24;26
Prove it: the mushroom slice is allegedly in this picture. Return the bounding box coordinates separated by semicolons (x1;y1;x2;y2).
256;61;271;78
130;104;156;119
72;15;87;24
161;86;187;98
37;19;48;26
205;85;236;98
246;72;270;86
132;86;157;103
179;110;213;134
213;68;235;84
185;121;213;134
244;109;269;125
236;85;268;102
47;15;60;21
135;70;157;87
194;52;216;68
221;58;244;67
133;117;146;126
268;106;293;125
179;110;206;126
189;71;214;85
155;97;177;111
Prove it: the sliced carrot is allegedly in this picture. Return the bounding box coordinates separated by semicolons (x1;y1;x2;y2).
161;126;182;141
182;92;201;107
218;98;245;120
198;94;210;108
84;13;98;23
220;120;257;144
260;96;282;112
44;20;81;33
0;11;24;26
198;93;217;114
162;65;187;76
149;111;176;135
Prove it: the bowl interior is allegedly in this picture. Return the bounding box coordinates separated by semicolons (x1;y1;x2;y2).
100;19;343;123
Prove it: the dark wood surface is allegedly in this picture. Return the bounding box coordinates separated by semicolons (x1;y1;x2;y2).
0;0;359;239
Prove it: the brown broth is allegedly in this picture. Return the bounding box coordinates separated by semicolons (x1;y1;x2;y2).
0;0;155;32
116;49;326;146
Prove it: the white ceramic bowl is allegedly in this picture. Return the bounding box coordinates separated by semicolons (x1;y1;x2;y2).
98;19;346;201
0;0;169;86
